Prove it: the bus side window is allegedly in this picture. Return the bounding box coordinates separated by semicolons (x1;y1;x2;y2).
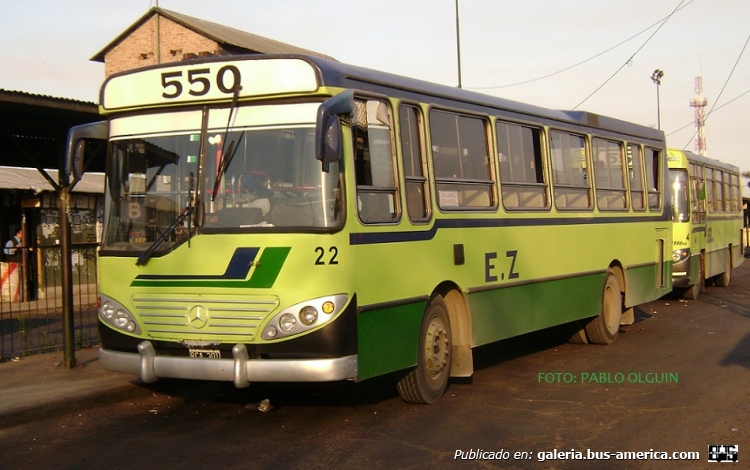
705;167;715;213
430;109;494;210
692;163;706;223
497;121;548;210
627;144;646;210
550;130;592;210
592;138;626;210
645;147;662;210
353;99;399;223
399;104;430;221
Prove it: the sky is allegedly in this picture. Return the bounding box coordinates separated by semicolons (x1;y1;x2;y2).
1;0;749;194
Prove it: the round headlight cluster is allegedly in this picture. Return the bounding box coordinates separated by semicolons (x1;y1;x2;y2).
99;296;140;334
261;295;348;340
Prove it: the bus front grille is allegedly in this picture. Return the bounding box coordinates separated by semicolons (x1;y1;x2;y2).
131;293;279;341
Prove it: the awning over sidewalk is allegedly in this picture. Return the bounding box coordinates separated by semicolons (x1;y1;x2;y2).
0;166;104;194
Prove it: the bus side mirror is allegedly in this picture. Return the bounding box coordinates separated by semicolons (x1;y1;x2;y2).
65;121;108;184
315;90;354;170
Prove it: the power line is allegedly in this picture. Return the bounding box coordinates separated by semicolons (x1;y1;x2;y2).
469;0;695;91
0;16;80;99
573;0;686;110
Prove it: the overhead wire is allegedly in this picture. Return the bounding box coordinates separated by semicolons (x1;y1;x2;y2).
680;31;750;149
0;16;81;99
572;0;687;110
469;0;695;91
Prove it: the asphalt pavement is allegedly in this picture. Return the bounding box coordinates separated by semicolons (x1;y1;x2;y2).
0;346;139;428
2;258;749;431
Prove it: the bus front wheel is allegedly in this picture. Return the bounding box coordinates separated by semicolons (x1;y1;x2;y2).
397;295;452;404
585;270;622;345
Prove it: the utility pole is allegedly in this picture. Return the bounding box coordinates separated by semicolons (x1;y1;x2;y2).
455;0;462;89
650;69;664;130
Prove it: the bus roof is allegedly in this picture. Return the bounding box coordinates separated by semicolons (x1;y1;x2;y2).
101;53;665;144
306;54;665;143
668;148;739;172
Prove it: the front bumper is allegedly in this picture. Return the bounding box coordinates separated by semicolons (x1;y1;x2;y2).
100;341;358;388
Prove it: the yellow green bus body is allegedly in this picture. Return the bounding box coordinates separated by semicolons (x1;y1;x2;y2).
667;149;743;298
89;55;673;402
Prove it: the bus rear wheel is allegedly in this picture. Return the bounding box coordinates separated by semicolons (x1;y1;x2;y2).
397;295;452;404
585;270;622;345
716;248;732;287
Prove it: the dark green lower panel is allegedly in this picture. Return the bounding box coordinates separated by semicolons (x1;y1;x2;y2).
357;301;425;381
356;269;662;380
468;273;604;347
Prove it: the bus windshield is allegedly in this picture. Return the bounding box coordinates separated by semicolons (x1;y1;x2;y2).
669;169;689;223
202;102;341;231
102;103;343;255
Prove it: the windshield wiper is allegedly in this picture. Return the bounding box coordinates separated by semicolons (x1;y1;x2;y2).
211;89;242;202
135;204;194;266
137;171;195;266
211;132;244;201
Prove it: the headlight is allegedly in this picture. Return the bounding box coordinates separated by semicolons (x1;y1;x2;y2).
278;313;297;333
672;249;689;263
262;294;348;340
99;294;141;335
102;302;115;319
300;306;318;325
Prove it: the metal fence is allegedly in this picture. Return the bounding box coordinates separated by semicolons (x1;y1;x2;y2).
0;243;99;360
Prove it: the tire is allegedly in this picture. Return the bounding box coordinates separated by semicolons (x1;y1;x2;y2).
585;270;622;345
683;282;700;300
683;257;702;300
715;248;732;287
568;321;589;344
397;295;452;404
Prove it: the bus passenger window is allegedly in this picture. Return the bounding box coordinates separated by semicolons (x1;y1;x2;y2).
353;99;399;223
497;121;548;210
645;147;662;210
430;110;494;210
705;167;715;213
549;130;592;210
592;138;626;210
627;145;646;210
399;104;430;221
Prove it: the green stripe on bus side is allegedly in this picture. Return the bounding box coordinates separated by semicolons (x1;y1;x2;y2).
357;301;425;381
130;247;291;288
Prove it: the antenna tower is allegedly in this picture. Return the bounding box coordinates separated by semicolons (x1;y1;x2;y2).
690;77;708;156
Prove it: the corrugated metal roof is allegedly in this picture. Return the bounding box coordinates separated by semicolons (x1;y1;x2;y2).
0;166;103;194
91;7;335;62
0;89;98;113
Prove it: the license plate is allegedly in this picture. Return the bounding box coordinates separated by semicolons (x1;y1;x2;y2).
189;349;221;359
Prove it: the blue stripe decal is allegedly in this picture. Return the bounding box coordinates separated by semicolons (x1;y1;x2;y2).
134;247;259;280
349;213;671;246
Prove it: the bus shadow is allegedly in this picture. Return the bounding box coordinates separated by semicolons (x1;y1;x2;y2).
136;311;656;408
720;333;750;370
137;370;402;408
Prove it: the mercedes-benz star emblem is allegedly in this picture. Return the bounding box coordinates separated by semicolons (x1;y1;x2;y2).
188;305;209;329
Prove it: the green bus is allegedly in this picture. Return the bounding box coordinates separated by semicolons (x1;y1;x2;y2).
68;54;672;403
668;148;743;299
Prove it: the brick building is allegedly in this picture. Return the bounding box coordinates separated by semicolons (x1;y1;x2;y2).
91;7;334;78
